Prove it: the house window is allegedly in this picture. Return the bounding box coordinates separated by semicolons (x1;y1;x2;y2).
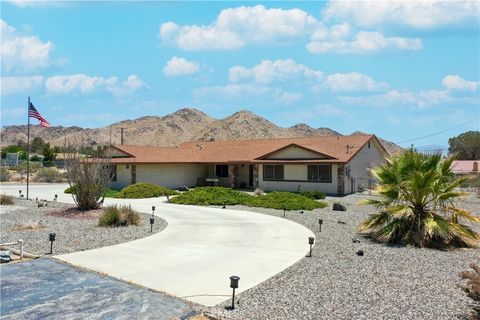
307;165;331;182
264;165;284;180
215;164;229;177
110;165;117;182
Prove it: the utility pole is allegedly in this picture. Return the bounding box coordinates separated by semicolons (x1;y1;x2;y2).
118;127;126;145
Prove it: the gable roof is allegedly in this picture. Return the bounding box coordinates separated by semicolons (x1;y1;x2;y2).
110;134;387;164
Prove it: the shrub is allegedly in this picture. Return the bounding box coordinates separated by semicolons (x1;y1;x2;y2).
460;264;480;320
64;185;76;193
32;167;65;183
170;186;251;205
299;190;326;200
0;194;14;205
247;192;327;210
65;185;119;197
98;205;141;227
0;167;11;182
114;182;178;199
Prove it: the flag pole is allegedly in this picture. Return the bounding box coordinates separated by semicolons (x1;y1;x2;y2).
26;96;30;200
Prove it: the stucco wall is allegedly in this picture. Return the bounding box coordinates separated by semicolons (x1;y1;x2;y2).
110;163;208;189
258;164;338;194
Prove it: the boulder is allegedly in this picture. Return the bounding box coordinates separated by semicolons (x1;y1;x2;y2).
333;203;346;211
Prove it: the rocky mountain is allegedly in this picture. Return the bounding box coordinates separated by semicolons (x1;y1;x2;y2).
0;108;402;154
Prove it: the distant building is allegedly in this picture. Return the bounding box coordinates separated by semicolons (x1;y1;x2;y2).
4;153;19;166
451;160;479;174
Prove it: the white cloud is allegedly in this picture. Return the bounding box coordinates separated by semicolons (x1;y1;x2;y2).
316;72;388;92
163;57;200;76
1;107;25;119
323;1;480;29
45;74;147;96
1;75;44;95
307;31;422;54
229;59;322;84
442;75;479;92
159;5;318;50
1;19;54;72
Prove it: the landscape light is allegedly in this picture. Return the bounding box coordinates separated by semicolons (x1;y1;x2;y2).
229;276;240;310
222;202;226;209
166;195;170;202
318;219;323;232
283;206;286;218
151;206;155;217
307;237;315;257
18;190;22;196
54;194;58;202
149;217;155;232
49;233;56;254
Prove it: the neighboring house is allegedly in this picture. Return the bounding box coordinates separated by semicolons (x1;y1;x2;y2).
108;134;388;195
451;160;479;175
4;153;20;166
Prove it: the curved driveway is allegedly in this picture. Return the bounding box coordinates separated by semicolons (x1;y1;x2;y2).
0;183;313;306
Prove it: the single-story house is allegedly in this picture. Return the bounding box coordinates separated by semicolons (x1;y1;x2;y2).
451;160;479;175
108;134;388;195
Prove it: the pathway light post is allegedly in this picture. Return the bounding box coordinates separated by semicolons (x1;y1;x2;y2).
151;206;155;217
307;237;315;257
229;275;240;310
49;233;56;254
318;219;323;232
150;217;155;232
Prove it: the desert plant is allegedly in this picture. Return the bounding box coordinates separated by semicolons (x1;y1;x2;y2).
360;150;480;249
98;204;141;227
120;205;141;226
246;192;327;210
114;182;178;199
0;194;14;205
0;167;11;182
170;186;251;205
299;190;326;200
460;264;480;320
32;167;65;183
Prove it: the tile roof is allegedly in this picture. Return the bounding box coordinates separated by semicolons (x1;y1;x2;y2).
110;134;385;164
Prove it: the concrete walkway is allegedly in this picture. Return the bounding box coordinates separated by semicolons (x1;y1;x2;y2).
0;183;314;306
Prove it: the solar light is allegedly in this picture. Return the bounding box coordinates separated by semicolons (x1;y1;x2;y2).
283;206;286;218
222;202;226;209
318;219;323;232
18;190;22;196
229;276;240;310
166;195;170;202
149;217;155;232
49;233;56;254
307;237;315;257
299;210;304;214
151;206;155;217
54;194;58;202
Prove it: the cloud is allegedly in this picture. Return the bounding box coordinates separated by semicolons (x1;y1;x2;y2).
45;74;147;97
1;107;25;119
229;59;322;84
323;1;480;29
163;57;200;76
307;30;422;54
1;75;44;95
159;5;318;50
316;72;388;92
1;19;54;73
442;75;479;92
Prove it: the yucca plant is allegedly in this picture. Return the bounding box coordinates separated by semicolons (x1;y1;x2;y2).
360;150;479;249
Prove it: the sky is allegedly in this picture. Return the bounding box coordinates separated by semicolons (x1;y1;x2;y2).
1;1;479;151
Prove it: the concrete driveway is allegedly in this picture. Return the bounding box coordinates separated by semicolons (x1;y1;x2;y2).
0;183;314;306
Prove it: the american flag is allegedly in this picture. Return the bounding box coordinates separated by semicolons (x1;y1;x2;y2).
29;102;50;127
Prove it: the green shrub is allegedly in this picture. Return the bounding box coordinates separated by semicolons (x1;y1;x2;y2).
170;186;251;205
0;167;11;182
32;167;64;183
98;205;141;227
65;185;120;198
0;194;14;205
299;191;326;200
64;185;76;193
121;205;141;226
114;182;178;199
247;192;327;210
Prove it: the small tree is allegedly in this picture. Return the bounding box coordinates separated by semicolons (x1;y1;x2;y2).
65;143;113;211
42;143;57;167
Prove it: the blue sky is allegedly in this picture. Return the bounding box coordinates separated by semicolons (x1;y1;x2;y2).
1;1;479;150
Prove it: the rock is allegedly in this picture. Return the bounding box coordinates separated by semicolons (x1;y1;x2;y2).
352;237;360;243
333;203;346;211
177;186;189;192
356;250;364;256
337;220;347;224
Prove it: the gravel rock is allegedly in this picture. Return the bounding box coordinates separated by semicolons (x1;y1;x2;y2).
1;199;167;256
207;193;480;320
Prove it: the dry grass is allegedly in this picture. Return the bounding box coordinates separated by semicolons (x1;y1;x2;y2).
9;221;47;231
46;207;103;220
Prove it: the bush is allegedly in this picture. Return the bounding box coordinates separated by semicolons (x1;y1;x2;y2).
98;205;141;227
65;185;119;198
32;167;65;183
460;264;480;320
114;183;178;199
0;194;14;205
0;167;11;182
247;192;327;210
299;190;326;200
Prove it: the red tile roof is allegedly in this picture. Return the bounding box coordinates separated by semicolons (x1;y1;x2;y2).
110;134;386;164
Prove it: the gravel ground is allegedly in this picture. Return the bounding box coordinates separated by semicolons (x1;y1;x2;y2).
207;193;480;320
0;199;167;256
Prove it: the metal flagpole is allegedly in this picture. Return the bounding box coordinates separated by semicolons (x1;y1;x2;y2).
26;96;30;200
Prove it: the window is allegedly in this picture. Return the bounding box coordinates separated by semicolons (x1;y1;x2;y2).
215;164;229;177
307;165;331;182
264;165;284;180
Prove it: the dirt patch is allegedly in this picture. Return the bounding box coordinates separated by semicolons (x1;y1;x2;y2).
46;207;103;220
8;222;47;232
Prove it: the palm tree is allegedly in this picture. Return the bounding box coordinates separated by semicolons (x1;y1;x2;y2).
360;150;479;249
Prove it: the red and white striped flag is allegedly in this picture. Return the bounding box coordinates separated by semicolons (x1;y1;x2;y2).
28;102;50;127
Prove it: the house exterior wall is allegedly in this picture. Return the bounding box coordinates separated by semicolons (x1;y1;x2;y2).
258;164;339;194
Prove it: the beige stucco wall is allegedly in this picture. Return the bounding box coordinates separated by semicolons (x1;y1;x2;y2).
258;164;338;194
266;146;323;159
344;140;387;194
110;163;208;189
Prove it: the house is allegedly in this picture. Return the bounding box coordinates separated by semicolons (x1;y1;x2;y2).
108;134;388;195
451;160;479;175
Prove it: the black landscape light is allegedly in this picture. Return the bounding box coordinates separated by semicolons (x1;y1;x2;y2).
166;195;170;202
318;219;323;232
283;206;286;218
229;275;240;310
54;194;58;202
151;206;155;217
49;233;56;254
149;217;155;232
222;201;226;209
307;237;315;257
18;190;22;196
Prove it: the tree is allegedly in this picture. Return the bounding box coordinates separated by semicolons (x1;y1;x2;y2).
449;131;480;160
42;143;57;167
31;137;46;153
360;150;479;249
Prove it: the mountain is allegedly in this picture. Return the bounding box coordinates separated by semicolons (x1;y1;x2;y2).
0;108;401;154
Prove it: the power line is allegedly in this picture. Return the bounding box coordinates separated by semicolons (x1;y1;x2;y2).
395;118;479;145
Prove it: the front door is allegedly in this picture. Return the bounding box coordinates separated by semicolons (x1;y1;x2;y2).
248;165;254;187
